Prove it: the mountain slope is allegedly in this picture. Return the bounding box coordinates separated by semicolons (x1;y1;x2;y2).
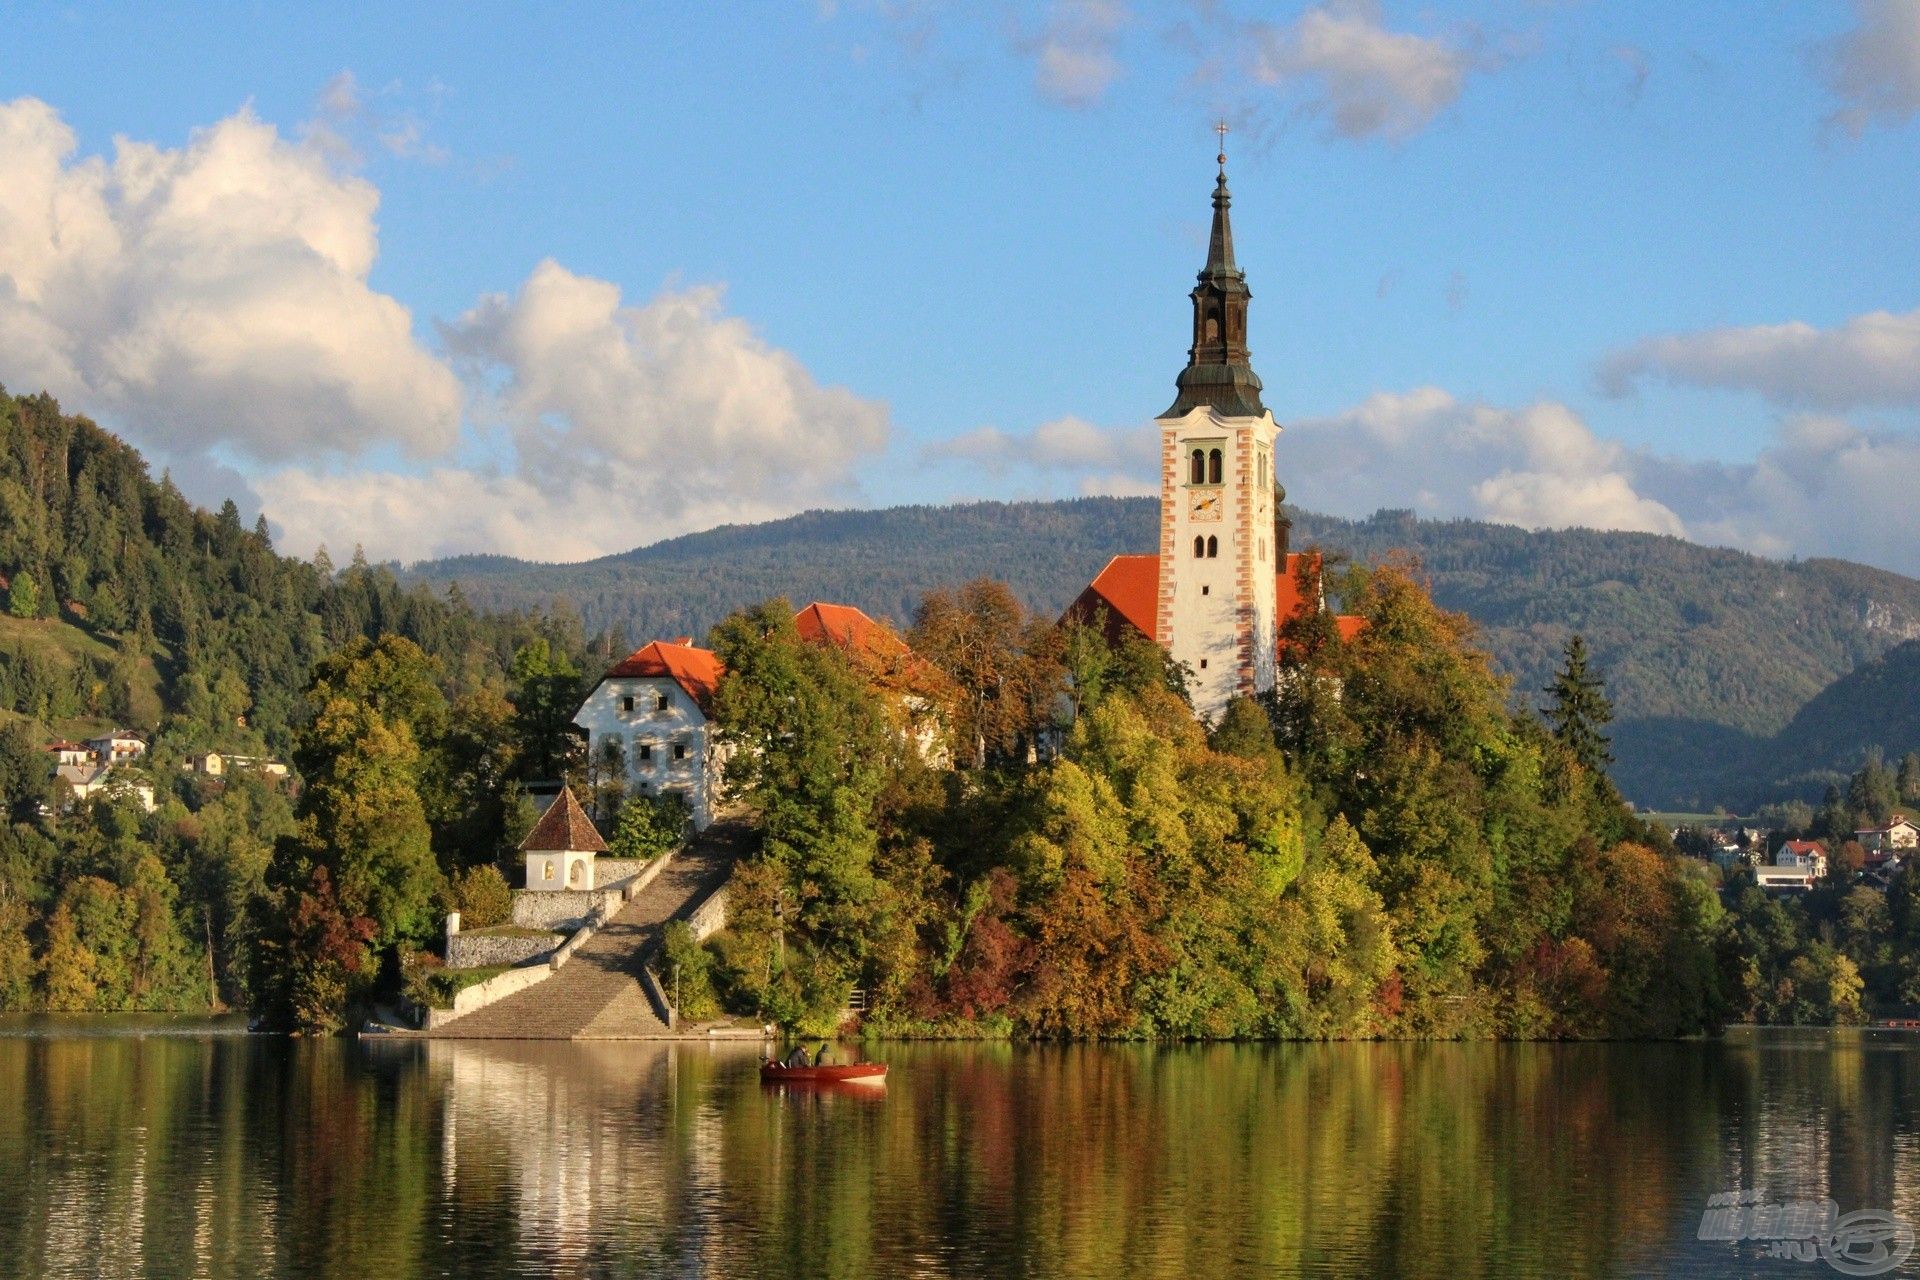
403;500;1920;809
1743;640;1920;803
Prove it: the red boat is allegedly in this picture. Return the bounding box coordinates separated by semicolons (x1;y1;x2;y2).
759;1061;888;1085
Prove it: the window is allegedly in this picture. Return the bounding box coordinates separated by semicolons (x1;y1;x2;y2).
673;743;688;761
542;862;555;881
1194;535;1205;559
1199;659;1208;670
638;744;653;762
569;860;583;886
1208;449;1222;485
621;695;635;713
656;694;670;712
1190;449;1205;484
1259;539;1266;561
1206;536;1218;558
1201;585;1209;596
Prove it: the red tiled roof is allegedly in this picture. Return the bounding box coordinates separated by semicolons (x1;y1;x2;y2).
793;602;908;658
44;740;85;751
520;785;608;854
605;639;725;710
1063;552;1367;648
1782;839;1826;856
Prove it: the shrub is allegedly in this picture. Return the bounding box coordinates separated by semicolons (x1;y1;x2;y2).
611;792;691;861
453;864;512;928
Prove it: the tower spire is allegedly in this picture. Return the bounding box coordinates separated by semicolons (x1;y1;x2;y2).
1164;128;1265;419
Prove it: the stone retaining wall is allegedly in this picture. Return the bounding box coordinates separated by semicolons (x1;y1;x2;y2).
447;931;556;969
507;855;674;932
687;884;728;942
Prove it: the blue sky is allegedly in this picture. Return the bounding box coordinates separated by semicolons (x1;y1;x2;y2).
4;1;1919;572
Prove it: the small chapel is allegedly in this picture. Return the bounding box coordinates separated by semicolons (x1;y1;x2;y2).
1067;139;1363;722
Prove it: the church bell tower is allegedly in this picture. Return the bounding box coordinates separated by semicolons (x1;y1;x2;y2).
1155;134;1281;723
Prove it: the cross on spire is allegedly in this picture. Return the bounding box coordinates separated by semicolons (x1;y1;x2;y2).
1214;119;1229;170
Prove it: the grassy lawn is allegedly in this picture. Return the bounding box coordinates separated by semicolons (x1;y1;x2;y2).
0;615;167;730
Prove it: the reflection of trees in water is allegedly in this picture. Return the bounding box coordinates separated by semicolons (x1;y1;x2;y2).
3;1031;1920;1276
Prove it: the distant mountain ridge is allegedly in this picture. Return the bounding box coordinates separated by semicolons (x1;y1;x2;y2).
401;499;1920;809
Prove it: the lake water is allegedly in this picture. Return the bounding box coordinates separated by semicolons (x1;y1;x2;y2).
1;1021;1916;1278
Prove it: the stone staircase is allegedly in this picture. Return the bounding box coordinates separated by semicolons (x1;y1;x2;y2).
425;819;743;1039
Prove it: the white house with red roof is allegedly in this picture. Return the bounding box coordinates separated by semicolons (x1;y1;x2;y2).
1776;839;1827;879
573;637;727;830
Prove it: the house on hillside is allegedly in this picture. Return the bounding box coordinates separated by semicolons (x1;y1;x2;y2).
1754;865;1817;893
1854;816;1918;864
85;730;146;766
794;601;953;764
1776;839;1828;879
44;741;93;768
53;762;155;813
185;751;290;780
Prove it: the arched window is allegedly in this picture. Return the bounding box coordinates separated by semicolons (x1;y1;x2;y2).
1194;535;1205;559
1208;449;1223;485
1190;449;1205;484
1206;536;1218;559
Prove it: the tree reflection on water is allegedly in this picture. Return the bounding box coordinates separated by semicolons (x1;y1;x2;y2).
0;1025;1915;1277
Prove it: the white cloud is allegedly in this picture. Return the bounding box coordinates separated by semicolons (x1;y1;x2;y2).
1246;1;1481;141
1284;389;1687;536
0;96;461;461
1025;0;1129;108
261;261;891;561
1820;0;1920;134
924;414;1156;496
1599;309;1920;410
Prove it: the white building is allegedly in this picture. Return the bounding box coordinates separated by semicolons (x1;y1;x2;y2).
54;763;155;813
573;639;725;831
1854;816;1919;860
1776;839;1828;879
185;751;289;779
522;785;606;890
85;730;146;766
1754;865;1817;893
44;741;92;767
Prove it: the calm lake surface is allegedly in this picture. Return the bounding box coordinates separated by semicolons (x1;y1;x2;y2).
1;1022;1916;1279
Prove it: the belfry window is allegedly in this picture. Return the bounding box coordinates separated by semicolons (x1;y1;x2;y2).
1190;449;1205;484
1193;535;1205;559
1208;449;1223;484
1206;536;1218;558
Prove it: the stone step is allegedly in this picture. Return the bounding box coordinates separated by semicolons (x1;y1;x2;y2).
425;818;743;1040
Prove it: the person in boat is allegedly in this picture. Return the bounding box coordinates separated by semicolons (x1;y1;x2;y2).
813;1042;831;1066
783;1044;810;1068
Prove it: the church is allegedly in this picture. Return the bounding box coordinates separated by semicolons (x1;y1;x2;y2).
1067;144;1363;723
572;144;1362;819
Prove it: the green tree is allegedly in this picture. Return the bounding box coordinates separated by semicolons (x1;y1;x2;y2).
1544;634;1614;774
7;569;39;619
509;639;583;782
610;792;690;861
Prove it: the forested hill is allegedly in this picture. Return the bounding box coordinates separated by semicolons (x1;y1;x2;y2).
406;501;1920;809
0;389;581;757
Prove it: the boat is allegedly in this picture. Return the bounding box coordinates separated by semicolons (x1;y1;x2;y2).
759;1061;888;1085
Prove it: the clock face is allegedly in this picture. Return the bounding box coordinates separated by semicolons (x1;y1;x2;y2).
1189;492;1222;522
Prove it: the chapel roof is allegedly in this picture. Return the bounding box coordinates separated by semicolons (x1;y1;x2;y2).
520;785;608;854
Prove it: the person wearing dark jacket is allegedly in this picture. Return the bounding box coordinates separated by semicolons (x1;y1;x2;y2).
784;1044;810;1068
813;1043;831;1066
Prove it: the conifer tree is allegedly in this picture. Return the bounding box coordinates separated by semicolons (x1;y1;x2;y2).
7;569;39;619
1544;634;1613;773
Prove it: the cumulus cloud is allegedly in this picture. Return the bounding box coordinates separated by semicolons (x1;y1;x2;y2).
1599;309;1920;409
260;262;890;561
1284;388;1687;536
0;96;461;461
1023;0;1129;108
1246;1;1482;140
1819;0;1920;134
923;414;1158;498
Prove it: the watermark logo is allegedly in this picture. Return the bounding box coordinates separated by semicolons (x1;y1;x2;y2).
1698;1190;1915;1276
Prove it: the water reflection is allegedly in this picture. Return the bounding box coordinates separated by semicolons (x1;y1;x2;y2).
0;1023;1916;1278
